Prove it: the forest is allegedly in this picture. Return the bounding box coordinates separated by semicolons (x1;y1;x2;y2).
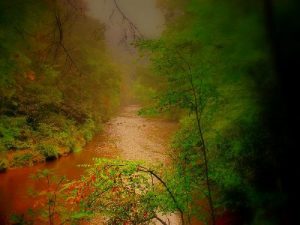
0;0;120;169
0;0;299;225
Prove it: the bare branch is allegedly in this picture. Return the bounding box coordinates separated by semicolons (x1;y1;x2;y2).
112;0;144;41
154;215;169;225
137;165;185;225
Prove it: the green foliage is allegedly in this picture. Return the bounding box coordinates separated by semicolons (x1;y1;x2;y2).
9;213;31;225
80;118;96;142
27;169;79;225
11;152;33;167
21;160;190;224
138;107;160;117
70;144;82;153
65;159;183;224
133;82;157;105
10;151;44;167
137;0;278;224
0;0;121;168
0;157;8;172
0;116;30;150
36;144;59;160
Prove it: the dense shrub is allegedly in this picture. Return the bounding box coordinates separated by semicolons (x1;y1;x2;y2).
0;158;8;172
36;144;59;160
10;151;44;167
80;119;96;142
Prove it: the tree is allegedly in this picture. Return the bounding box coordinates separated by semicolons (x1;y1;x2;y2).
137;36;218;224
136;0;279;224
26;160;187;225
65;159;185;225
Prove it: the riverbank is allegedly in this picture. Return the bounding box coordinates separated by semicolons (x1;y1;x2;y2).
0;105;178;172
0;105;178;224
0;121;97;172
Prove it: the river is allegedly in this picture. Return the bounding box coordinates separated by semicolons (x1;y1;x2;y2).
0;105;178;224
0;1;172;223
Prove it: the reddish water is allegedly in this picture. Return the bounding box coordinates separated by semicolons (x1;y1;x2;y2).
0;105;177;224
